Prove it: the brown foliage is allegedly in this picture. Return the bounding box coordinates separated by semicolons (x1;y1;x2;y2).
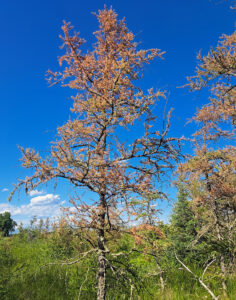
187;32;236;140
13;7;181;230
12;7;183;298
179;30;236;282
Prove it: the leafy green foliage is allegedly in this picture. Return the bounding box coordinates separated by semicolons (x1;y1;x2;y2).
0;212;17;237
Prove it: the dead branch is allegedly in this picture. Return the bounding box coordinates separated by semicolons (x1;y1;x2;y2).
78;267;90;300
40;249;97;268
175;253;218;300
201;259;216;281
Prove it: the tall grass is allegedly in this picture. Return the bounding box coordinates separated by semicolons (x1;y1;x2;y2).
0;232;235;300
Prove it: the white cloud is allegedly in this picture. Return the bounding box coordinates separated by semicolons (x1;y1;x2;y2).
1;188;9;192
30;194;59;205
0;203;13;213
0;193;65;225
28;189;44;197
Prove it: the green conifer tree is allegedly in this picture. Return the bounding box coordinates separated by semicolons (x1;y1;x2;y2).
170;185;197;261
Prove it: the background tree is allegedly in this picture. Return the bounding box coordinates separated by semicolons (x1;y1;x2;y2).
169;184;198;261
11;7;182;299
187;31;235;140
0;212;17;237
178;146;236;285
179;30;236;293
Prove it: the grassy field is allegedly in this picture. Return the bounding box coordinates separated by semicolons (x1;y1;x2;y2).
0;226;235;300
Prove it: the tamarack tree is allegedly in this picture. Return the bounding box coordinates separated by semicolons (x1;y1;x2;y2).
11;8;182;299
179;31;236;293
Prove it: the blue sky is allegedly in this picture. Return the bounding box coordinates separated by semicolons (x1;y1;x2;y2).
0;0;235;225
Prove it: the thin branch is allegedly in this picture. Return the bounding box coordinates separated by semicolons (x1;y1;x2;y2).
201;259;216;281
41;249;97;268
78;267;90;300
175;253;218;300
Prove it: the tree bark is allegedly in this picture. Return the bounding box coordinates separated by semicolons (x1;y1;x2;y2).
214;202;227;294
97;194;106;300
152;251;165;292
206;171;228;294
220;255;227;294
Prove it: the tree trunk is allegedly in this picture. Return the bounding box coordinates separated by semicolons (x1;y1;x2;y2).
206;171;228;294
220;255;227;294
214;203;227;294
152;251;165;292
97;194;106;300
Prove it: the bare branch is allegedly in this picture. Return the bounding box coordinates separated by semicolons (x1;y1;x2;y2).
175;253;218;300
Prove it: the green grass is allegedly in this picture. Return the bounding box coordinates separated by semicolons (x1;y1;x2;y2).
0;232;235;300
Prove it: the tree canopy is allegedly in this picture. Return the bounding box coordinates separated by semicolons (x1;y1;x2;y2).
0;212;17;237
12;7;182;300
